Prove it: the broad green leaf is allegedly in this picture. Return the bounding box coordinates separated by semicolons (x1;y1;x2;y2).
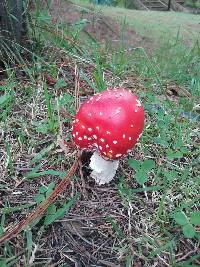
141;160;155;171
128;159;140;170
165;170;178;182
181;147;189;154
0;260;7;267
183;224;196;238
26;164;42;179
46;204;57;215
55;78;67;90
173;212;188;225
167;148;174;161
0;94;11;107
26;229;33;257
36;123;49;134
39;185;47;194
46;182;55;197
59;92;74;106
30;143;54;164
135;170;148;185
190;212;200;226
154;137;169;147
174;151;183;159
34;194;45;203
44;195;79;226
26;169;67;179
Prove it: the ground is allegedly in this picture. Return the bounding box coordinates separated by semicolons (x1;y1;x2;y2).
0;1;200;267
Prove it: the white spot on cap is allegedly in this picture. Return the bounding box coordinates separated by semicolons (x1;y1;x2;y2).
81;125;85;129
88;137;92;141
72;134;75;137
106;144;109;148
135;109;138;112
113;140;118;144
73;120;75;124
76;119;79;123
123;134;126;139
103;152;107;155
96;126;100;130
88;113;92;117
76;132;79;135
100;138;105;142
136;99;142;107
131;124;134;128
87;101;90;104
93;135;97;139
100;112;103;116
90;97;93;100
115;107;121;114
78;137;82;140
99;146;103;150
88;128;92;132
83;135;88;139
109;150;113;153
129;137;132;141
106;131;111;135
116;154;122;158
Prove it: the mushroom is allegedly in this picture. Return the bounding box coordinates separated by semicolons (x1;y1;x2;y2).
72;87;144;185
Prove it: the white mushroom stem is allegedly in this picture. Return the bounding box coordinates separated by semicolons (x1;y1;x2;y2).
89;151;119;185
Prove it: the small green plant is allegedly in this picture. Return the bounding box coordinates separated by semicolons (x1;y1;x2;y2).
34;182;79;226
172;211;200;238
0;80;15;122
128;159;155;185
43;83;57;133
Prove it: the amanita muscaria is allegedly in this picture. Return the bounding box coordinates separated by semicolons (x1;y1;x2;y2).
72;87;144;184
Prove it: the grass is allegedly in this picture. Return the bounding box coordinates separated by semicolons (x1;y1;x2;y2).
184;0;200;9
0;1;200;266
74;0;200;45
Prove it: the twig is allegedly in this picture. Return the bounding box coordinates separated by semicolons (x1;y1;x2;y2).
176;246;199;262
0;156;79;245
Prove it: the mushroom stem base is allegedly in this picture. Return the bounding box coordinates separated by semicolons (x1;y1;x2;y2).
89;151;119;185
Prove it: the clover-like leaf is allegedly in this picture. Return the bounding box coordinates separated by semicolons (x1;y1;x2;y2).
172;212;188;225
183;224;195;238
190;211;200;226
141;160;155;171
135;170;148;185
128;159;140;171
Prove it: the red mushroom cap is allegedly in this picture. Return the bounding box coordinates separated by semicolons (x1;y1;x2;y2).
72;87;144;160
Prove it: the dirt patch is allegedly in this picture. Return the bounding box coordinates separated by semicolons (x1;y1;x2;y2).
48;0;153;54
